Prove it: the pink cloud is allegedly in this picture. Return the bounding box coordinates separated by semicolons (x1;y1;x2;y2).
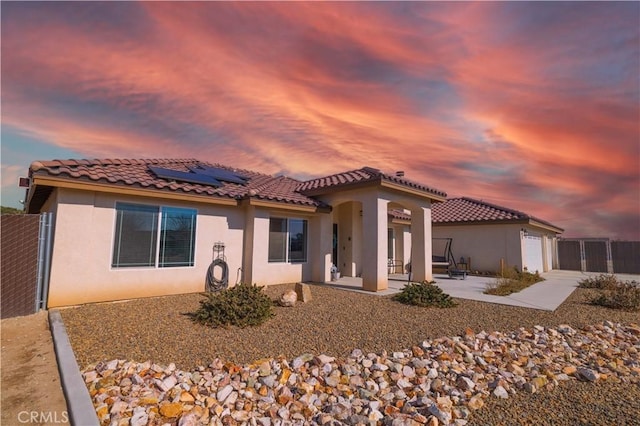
1;2;638;238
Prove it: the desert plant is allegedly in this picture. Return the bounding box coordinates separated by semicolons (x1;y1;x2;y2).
578;274;620;290
484;266;544;296
190;283;274;328
393;281;457;308
589;279;640;311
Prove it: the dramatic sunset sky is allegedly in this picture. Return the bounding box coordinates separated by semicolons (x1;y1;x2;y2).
1;2;638;239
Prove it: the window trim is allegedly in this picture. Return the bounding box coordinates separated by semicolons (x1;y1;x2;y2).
268;217;308;264
112;202;197;269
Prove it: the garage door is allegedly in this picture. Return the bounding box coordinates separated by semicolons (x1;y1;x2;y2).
523;235;544;273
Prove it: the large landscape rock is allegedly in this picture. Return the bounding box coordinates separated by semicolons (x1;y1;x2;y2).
279;290;297;307
295;282;312;302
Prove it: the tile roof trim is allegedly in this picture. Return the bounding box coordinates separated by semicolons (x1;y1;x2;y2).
298;166;447;199
433;197;563;232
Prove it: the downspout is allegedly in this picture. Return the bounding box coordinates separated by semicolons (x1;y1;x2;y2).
40;212;54;310
35;213;47;311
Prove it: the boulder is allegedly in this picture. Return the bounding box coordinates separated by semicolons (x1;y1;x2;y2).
279;290;297;307
295;283;312;302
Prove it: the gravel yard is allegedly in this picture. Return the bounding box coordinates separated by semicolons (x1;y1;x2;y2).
61;284;637;370
60;284;640;425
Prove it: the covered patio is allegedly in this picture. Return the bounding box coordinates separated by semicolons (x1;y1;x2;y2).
299;167;448;292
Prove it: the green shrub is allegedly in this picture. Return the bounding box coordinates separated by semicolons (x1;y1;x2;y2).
393;281;457;308
578;274;620;290
190;283;274;328
484;266;544;296
590;280;640;311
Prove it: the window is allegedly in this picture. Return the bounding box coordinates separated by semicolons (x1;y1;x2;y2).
268;217;307;263
112;203;196;268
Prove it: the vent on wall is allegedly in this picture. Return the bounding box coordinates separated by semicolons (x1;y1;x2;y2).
148;164;249;187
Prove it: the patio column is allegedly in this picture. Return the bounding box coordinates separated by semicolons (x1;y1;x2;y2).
361;196;388;292
310;213;333;283
410;205;433;282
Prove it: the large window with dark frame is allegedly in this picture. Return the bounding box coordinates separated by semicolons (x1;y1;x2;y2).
112;203;197;268
268;217;307;263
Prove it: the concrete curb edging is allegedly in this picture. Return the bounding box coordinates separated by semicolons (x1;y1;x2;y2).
49;309;99;426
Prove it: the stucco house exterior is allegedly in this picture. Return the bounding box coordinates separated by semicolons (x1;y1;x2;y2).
24;159;447;307
388;198;564;274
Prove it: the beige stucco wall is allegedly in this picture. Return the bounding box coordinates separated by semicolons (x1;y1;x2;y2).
45;188;245;307
432;223;524;273
432;223;558;273
42;181;441;305
244;207;314;286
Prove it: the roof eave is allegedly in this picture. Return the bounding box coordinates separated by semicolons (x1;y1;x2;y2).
241;197;331;214
433;217;563;233
28;174;239;207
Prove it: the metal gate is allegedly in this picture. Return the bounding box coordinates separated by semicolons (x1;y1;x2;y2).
558;238;639;274
558;240;581;271
611;241;640;274
1;213;53;319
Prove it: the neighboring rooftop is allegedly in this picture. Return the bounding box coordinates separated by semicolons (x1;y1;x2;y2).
389;197;563;232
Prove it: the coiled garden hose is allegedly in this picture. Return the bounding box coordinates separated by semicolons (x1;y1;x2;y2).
206;258;229;292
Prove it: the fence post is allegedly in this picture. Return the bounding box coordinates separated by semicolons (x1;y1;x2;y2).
579;240;586;272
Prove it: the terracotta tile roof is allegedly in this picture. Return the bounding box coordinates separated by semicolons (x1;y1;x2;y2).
433;197;532;223
297;167;447;199
389;197;562;232
29;158;322;207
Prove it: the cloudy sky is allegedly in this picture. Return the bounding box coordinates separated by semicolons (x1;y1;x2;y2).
1;1;638;239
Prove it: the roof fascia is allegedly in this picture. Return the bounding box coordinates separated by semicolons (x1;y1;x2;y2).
380;180;447;202
528;219;564;234
241;197;330;214
30;175;238;206
299;179;379;197
434;218;563;233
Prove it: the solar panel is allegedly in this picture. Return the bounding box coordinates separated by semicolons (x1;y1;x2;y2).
189;165;249;185
148;166;222;187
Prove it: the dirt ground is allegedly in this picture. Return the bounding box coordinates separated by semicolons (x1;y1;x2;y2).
1;311;70;426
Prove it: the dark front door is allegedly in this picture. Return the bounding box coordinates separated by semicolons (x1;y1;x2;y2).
332;223;338;267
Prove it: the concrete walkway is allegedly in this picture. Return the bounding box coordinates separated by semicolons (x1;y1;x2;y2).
317;270;640;312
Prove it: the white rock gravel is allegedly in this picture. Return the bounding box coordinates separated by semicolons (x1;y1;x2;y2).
84;322;639;425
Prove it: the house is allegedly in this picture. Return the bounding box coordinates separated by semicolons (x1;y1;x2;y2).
24;159;447;307
389;198;564;274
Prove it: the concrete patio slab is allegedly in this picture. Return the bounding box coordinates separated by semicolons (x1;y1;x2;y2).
311;270;640;312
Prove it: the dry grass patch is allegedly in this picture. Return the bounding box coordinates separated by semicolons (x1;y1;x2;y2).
484;267;544;296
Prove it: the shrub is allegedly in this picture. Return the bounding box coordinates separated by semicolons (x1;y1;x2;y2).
578;274;620;290
484;266;544;296
393;281;457;308
190;283;274;328
590;279;640;311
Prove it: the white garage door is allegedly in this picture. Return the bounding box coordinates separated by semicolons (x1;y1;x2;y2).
523;235;544;273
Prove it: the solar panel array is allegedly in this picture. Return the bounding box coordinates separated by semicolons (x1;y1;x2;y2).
148;164;249;187
187;165;249;185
